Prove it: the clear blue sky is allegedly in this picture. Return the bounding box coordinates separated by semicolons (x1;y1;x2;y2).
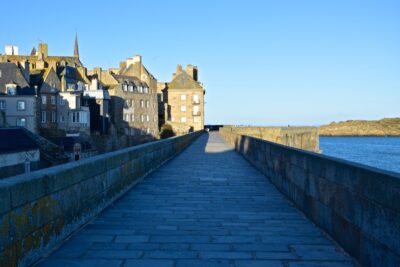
1;0;399;126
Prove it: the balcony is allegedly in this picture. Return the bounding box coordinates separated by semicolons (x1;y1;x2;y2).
192;100;200;105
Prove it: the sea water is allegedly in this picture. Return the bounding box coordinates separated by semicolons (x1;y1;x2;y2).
319;136;400;174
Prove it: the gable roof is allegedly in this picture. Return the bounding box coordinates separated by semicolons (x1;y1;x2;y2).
0;62;31;94
0;128;39;154
112;74;148;87
57;66;89;84
168;71;202;90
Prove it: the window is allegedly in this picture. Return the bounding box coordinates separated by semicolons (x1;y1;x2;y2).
16;117;26;127
193;94;199;103
123;84;128;91
130;100;134;108
41;111;46;123
72;112;80;123
17;100;26;110
125;100;129;108
130;114;134;122
0;70;2;78
193;117;199;123
146;114;150;122
125;113;130;122
51;111;56;123
0;100;6;110
129;85;133;92
79;112;87;123
180;94;186;101
41;96;47;105
139;86;143;93
146;100;150;108
51;96;56;105
76;98;80;108
60;115;65;123
141;114;144;122
144;87;148;93
181;117;187;123
59;98;65;105
146;128;150;134
140;100;144;108
181;105;187;112
7;86;16;95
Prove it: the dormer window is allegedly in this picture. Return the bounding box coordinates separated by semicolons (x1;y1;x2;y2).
6;84;17;95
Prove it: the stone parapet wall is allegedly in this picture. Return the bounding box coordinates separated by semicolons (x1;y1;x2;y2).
219;128;400;267
222;126;319;152
0;131;202;267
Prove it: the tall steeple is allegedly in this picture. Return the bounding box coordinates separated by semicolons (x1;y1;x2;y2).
74;32;79;58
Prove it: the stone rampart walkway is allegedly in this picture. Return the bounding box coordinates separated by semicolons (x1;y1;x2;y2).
37;133;355;267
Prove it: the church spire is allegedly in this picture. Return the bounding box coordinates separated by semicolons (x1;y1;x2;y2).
74;32;79;58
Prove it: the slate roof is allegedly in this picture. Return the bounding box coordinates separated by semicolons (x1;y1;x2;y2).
112;74;148;88
57;66;89;83
0;128;39;154
0;62;30;94
168;71;202;90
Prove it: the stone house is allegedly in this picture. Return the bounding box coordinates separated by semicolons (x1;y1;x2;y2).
89;55;159;145
0;62;38;133
83;73;111;135
57;66;90;136
158;64;205;134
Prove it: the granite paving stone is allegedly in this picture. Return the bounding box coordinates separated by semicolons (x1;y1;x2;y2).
36;133;356;266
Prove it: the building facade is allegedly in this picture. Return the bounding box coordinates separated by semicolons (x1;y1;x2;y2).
0;63;38;133
158;64;205;134
90;55;159;145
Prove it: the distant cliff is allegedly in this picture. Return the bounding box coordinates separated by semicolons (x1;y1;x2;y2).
319;118;400;136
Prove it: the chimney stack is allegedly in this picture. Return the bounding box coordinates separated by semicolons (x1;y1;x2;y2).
186;65;198;81
38;43;48;58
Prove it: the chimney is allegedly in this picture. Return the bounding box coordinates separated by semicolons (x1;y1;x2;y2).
93;67;102;81
176;64;183;75
186;65;198;81
5;45;19;55
21;60;30;83
38;43;48;58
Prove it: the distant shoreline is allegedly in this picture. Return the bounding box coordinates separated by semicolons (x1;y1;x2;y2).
318;117;400;137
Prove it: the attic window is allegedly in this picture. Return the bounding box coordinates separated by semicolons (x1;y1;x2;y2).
6;84;17;95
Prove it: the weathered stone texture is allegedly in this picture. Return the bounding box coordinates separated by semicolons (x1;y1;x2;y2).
222;126;319;152
219;128;400;267
0;131;202;267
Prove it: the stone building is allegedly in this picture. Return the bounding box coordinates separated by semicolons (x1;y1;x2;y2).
0;37;93;139
83;73;111;135
158;64;205;134
89;55;159;146
0;62;38;133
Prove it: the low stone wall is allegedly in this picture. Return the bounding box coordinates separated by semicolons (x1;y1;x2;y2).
219;128;400;267
0;131;202;267
222;126;319;152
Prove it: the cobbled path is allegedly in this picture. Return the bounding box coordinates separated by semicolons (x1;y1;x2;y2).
37;132;356;267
